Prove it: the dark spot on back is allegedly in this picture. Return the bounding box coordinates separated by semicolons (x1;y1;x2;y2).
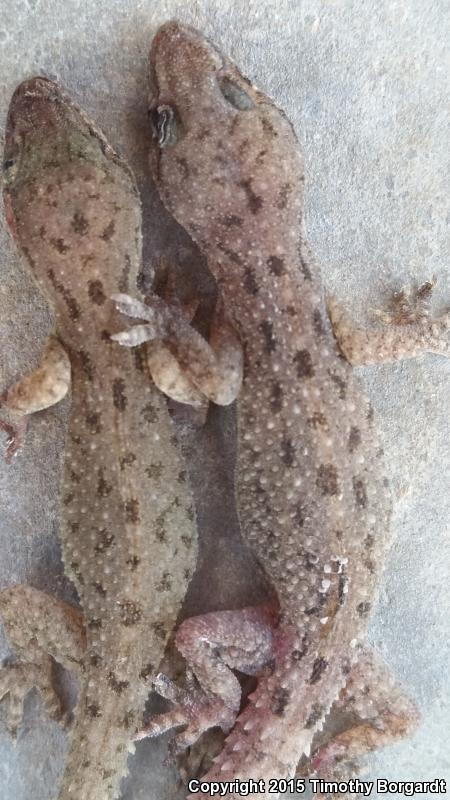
157;572;172;592
364;557;375;574
243;267;259;295
49;237;70;254
126;555;141;571
93;582;107;596
120;452;137;470
97;468;113;497
124;498;140;524
101;219;115;241
353;477;367;508
152;621;167;640
72;211;89;235
272;686;290;716
176;157;190;180
267;255;286;276
292;635;309;661
86;703;101;718
86;411;102;434
356;601;371;617
309;657;328;684
277;183;292;210
348;426;362;452
77;349;94;380
88;279;106;305
145;462;164;480
365;534;374;550
94;528;115;553
222;214;243;227
118;600;142;626
134;347;146;373
141;402;158;423
217;242;242;265
261;116;278;138
317;464;339;496
112;378;127;411
298;249;312;281
47;269;81;321
269;381;283;413
87;618;102;630
108;672;129;694
280;437;295;467
140;662;155;681
63;492;74;506
239;179;263;214
294;503;306;527
313;308;325;336
294;349;314;378
329;370;347;400
308;412;329;430
259;319;277;354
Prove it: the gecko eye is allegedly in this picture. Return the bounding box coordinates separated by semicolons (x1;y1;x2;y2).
3;158;15;172
149;105;180;148
219;77;255;111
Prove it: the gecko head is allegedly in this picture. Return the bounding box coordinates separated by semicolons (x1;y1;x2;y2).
3;77;119;197
147;22;304;247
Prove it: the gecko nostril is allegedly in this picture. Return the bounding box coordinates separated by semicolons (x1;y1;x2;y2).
148;104;181;148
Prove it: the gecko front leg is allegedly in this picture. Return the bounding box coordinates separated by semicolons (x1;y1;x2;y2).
112;292;243;406
0;334;70;459
0;585;85;735
328;281;450;366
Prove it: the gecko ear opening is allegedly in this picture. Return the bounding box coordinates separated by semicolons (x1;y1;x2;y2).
148;104;182;148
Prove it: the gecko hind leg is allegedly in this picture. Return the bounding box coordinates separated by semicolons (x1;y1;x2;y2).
328;279;450;366
112;291;243;406
0;334;71;459
307;646;419;783
136;605;278;752
0;585;85;736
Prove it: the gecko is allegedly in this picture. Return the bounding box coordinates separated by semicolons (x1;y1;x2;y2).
0;76;197;800
111;21;450;798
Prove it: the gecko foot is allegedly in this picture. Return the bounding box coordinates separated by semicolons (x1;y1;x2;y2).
135;672;236;752
374;278;438;326
0;660;63;736
0;416;28;462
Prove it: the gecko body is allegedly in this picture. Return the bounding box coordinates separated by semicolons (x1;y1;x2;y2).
113;22;450;796
1;78;197;800
144;22;392;780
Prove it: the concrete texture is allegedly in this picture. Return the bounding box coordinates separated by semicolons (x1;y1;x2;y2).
0;1;449;798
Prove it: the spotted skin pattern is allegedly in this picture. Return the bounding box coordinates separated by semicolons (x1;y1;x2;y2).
114;23;449;798
0;78;197;800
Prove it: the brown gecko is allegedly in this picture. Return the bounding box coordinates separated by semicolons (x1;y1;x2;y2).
112;21;450;798
0;77;197;800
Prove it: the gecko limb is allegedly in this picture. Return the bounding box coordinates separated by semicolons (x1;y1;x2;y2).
0;334;71;459
136;605;277;751
0;585;85;735
307;646;419;782
112;292;243;406
328;281;450;365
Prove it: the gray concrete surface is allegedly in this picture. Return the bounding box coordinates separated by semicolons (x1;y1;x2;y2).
0;1;449;798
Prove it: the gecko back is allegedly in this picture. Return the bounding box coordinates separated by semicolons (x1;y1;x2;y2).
2;78;197;799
